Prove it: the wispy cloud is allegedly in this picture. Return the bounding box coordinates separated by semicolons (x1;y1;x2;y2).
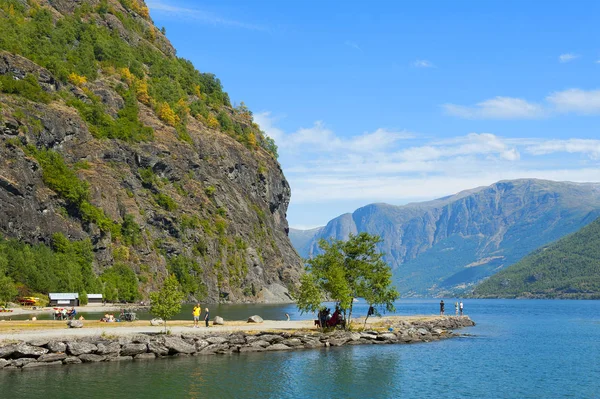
443;97;545;119
256;113;600;208
412;59;434;68
146;1;266;31
559;53;579;63
445;88;600;119
344;41;362;52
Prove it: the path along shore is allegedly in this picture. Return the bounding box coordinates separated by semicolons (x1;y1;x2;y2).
0;316;475;370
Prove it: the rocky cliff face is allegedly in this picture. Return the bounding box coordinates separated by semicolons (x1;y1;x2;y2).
292;179;600;296
0;0;302;302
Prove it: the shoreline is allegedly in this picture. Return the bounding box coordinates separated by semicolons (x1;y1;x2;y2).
0;316;475;370
1;304;149;317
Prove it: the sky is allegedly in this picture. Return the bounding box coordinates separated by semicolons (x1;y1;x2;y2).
147;0;600;229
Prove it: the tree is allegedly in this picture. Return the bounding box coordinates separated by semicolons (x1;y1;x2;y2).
0;275;17;306
296;233;399;330
150;274;184;332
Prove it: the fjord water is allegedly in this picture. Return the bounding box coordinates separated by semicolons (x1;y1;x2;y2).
2;300;599;399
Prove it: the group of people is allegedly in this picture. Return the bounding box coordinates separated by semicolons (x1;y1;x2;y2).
101;313;116;322
53;307;79;320
317;306;344;328
192;304;210;328
439;300;464;316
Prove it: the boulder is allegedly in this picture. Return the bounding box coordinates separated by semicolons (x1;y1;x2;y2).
302;340;322;349
0;359;9;368
38;353;67;362
120;343;148;356
48;341;67;353
161;336;196;354
0;345;16;359
417;328;429;336
14;343;48;357
213;316;224;325
96;342;121;356
11;358;37;367
249;340;270;348
67;320;83;328
78;354;106;363
132;335;151;344
67;342;97;356
377;333;397;341
134;353;156;360
150;318;164;326
148;341;169;356
28;338;50;347
349;333;361;341
199;343;230;354
227;335;246;345
23;360;63;369
281;338;302;347
206;336;228;345
257;334;283;343
360;333;378;340
328;337;350;347
267;344;291;351
63;357;82;365
247;315;263;323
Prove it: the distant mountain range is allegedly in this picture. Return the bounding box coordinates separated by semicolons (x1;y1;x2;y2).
471;216;600;299
289;179;600;296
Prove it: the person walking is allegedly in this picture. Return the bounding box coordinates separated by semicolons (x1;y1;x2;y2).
440;300;445;315
204;307;210;328
459;301;464;316
192;303;201;328
455;301;459;315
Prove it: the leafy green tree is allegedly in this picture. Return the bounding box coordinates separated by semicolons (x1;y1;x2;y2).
0;275;17;306
296;233;399;329
150;274;184;332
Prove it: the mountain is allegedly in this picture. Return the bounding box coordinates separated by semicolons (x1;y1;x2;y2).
471;217;600;299
0;0;302;303
289;227;323;259
294;179;600;296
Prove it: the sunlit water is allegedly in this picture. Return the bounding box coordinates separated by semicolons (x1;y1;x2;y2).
2;299;599;398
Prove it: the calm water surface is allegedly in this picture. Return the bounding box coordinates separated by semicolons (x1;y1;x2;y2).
1;299;599;399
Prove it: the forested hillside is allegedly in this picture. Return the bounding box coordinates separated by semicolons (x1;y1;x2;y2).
472;217;600;299
0;0;302;304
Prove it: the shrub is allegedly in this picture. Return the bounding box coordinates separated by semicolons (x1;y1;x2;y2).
0;74;51;103
157;102;179;126
154;192;177;211
68;72;87;86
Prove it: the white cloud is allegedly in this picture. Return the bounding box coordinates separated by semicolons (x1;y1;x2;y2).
412;59;434;68
443;97;545;119
526;139;600;159
146;1;266;31
546;89;600;114
344;41;362;51
559;53;579;63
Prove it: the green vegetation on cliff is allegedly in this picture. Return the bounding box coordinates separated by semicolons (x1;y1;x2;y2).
472;217;600;299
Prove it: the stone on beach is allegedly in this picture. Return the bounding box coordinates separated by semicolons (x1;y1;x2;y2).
213;316;224;325
247;315;263;323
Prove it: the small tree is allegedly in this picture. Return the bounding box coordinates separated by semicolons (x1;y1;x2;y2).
150;274;184;333
0;275;17;307
296;233;400;330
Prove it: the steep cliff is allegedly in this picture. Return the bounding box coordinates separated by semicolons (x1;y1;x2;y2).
292;179;600;296
0;0;302;303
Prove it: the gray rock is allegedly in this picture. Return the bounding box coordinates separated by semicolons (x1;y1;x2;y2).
134;353;156;360
148;342;170;356
349;333;361;341
0;359;9;368
267;344;291;351
360;333;378;340
329;337;350;347
108;356;133;362
281;338;302;347
200;343;230;354
161;336;196;354
120;343;148;356
48;341;67;353
0;345;16;358
258;334;283;343
118;336;132;345
132;335;151;344
432;328;444;335
378;333;397;341
417;328;429;336
68;342;97;356
38;353;67;362
63;357;82;365
67;320;83;328
213;316;224;325
12;358;37;367
194;340;210;351
303;340;322;349
150;318;164;326
14;343;48;357
96;342;121;355
23;361;63;369
250;340;270;348
227;335;246;345
247;315;264;323
27;338;50;347
206;337;228;345
78;354;106;363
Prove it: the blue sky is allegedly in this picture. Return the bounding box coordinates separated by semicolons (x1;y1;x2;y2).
147;0;600;229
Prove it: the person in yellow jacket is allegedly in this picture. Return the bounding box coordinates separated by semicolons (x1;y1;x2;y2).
192;303;201;328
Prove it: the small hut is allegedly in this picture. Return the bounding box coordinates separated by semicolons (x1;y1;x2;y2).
87;294;103;305
49;293;79;307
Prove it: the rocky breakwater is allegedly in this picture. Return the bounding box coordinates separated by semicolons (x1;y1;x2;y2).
0;316;475;370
